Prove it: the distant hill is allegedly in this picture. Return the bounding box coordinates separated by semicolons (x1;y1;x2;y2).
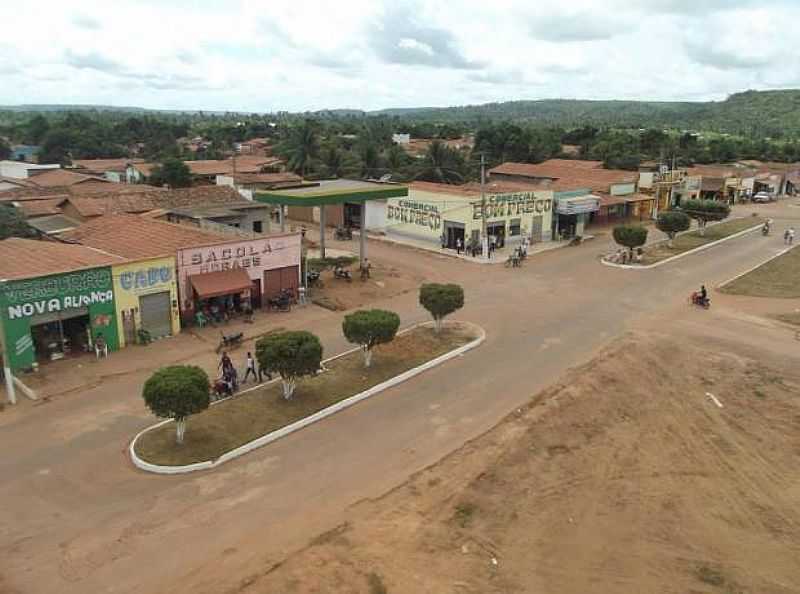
3;89;799;137
372;90;800;138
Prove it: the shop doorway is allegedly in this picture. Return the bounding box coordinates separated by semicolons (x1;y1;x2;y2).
250;279;262;309
343;203;362;228
487;222;506;248
443;221;465;248
30;309;92;363
264;265;300;300
139;291;172;339
557;214;577;240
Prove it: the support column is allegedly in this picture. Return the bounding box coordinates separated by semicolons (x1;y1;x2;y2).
3;363;15;405
359;203;366;267
319;205;326;259
279;206;285;232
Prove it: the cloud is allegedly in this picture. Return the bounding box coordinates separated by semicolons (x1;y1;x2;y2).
529;15;619;42
71;13;101;29
64;50;125;74
368;4;481;69
685;41;772;70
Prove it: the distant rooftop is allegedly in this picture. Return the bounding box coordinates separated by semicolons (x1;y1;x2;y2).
0;237;123;280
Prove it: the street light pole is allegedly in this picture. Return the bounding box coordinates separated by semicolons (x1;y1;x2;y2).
480;153;487;253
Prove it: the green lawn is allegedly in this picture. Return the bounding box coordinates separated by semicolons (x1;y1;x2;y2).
641;216;764;265
135;324;475;466
722;245;800;298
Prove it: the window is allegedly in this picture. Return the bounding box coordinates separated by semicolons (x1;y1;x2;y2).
509;218;521;236
253;220;263;233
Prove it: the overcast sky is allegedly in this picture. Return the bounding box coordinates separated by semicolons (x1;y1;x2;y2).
2;0;799;112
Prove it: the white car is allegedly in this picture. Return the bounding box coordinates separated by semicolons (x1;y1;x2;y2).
752;191;773;203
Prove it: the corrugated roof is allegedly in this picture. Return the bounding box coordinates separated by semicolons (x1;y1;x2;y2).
0;237;123;280
26;214;80;235
60;213;227;259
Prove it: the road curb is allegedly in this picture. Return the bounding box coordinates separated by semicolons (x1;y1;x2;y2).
129;321;486;474
717;243;799;289
600;222;764;270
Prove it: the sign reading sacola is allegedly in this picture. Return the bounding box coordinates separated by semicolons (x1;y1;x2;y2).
387;200;442;230
471;192;552;220
4;268;114;320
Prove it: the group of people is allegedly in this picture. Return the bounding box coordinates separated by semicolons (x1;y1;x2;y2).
214;350;273;398
608;248;644;265
451;234;521;259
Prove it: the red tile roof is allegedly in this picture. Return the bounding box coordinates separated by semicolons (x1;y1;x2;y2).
0;237;123;280
226;172;302;185
13;198;67;217
71;158;144;173
410;180;554;198
26;169;112;188
685;165;756;178
489;160;637;193
60;214;227;259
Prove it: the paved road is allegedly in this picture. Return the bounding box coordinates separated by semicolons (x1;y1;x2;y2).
0;202;797;594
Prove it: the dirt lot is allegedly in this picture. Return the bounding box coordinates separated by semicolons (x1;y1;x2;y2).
240;330;800;594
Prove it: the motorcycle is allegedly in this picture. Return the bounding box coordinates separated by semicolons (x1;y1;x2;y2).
762;224;770;236
216;331;244;353
307;270;322;287
334;226;353;241
267;289;293;312
333;266;352;282
689;292;711;309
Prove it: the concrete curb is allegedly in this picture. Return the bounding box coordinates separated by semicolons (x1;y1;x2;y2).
600;222;764;270
129;321;486;474
717;243;799;289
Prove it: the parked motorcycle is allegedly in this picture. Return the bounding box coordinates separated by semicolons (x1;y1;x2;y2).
216;331;244;353
333;266;353;282
334;226;353;241
267;289;293;312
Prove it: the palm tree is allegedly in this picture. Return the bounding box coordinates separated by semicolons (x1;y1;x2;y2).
281;119;320;177
320;144;359;178
414;140;464;184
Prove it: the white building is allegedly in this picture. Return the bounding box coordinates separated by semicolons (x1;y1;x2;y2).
0;161;60;179
392;133;411;145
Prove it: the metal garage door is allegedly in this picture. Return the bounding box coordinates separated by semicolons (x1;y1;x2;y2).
139;292;172;339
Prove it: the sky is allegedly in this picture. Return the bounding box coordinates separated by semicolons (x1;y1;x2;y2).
2;0;799;112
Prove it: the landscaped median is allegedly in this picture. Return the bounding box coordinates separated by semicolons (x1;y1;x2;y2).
130;321;484;473
603;215;765;269
720;243;800;298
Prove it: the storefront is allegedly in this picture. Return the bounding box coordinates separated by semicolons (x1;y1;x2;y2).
552;191;600;238
176;233;302;324
385;183;555;250
113;257;181;347
0;267;119;371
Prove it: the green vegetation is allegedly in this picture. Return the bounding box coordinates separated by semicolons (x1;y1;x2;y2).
255;331;323;399
656;211;691;247
342;309;401;368
134;325;473;466
142;366;210;444
0;205;34;240
722;244;800;298
148;158;192;188
612;225;649;255
642;217;764;265
419;284;465;333
681;199;731;235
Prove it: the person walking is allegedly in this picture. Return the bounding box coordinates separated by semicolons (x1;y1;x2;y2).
360;258;371;281
785;229;791;245
243;352;257;383
789;227;795;245
219;351;233;374
455;237;463;255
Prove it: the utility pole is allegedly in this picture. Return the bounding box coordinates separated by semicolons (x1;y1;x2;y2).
480;153;487;253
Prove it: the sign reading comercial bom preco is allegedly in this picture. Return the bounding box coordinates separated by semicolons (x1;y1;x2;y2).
470;192;552;220
175;234;301;310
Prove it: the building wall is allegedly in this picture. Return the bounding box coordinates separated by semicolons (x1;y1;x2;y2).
365;199;387;230
386;188;555;245
610;182;637;196
286;204;344;227
0;267;119;371
112;257;180;348
175;233;302;313
0;161;60;179
227;207;270;234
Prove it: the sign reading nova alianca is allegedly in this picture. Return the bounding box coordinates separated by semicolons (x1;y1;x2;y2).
0;267;119;371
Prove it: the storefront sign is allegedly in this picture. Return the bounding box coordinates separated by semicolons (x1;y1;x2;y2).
386;200;442;230
3;268;115;320
119;266;172;291
7;290;114;320
176;235;302;311
471;192;552;220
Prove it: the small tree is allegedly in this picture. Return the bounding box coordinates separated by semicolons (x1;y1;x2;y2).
142;365;210;444
612;225;648;257
0;205;34;239
342;309;401;368
149;158;192;188
656;210;691;247
681;199;731;236
256;331;323;399
419;283;464;334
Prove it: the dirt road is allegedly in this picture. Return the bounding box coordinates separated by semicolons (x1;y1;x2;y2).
1;201;798;594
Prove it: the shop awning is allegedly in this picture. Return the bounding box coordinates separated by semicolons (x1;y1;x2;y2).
555;194;600;215
189;268;252;299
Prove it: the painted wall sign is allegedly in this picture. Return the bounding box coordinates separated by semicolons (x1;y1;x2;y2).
387;200;442;230
119;266;172;291
7;290;114;320
176;235;301;311
471;193;552;220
